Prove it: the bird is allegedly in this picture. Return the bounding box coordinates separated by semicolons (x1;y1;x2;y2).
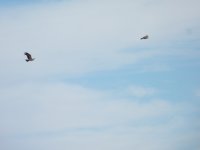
140;35;149;40
24;52;35;62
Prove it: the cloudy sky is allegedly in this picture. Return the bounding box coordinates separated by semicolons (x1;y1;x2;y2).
0;0;200;150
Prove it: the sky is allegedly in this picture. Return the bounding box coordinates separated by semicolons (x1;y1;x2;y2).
0;0;200;150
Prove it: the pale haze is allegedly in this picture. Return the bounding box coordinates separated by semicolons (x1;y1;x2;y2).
0;0;200;150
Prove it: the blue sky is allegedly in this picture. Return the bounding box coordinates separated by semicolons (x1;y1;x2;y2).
0;0;200;150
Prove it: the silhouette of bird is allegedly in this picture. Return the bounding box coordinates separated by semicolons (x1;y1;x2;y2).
140;35;149;40
24;52;35;62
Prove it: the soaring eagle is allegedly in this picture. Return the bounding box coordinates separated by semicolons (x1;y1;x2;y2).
140;35;149;40
24;52;35;62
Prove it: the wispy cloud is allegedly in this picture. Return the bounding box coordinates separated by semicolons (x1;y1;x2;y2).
0;0;199;80
127;85;158;97
195;89;200;97
0;83;168;134
0;82;199;150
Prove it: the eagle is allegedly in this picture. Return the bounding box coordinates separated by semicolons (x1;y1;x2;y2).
24;52;35;62
140;35;149;40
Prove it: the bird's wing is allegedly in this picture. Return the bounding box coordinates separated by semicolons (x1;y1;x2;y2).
141;35;148;39
24;52;32;59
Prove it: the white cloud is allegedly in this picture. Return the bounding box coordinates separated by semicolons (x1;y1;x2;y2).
139;63;171;73
0;0;199;81
127;85;158;97
195;89;200;97
0;83;167;135
0;82;199;150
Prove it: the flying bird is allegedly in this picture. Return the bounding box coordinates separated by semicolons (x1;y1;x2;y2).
24;52;35;62
140;35;149;40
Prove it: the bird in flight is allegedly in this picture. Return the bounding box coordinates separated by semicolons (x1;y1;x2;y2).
140;35;149;40
24;52;35;62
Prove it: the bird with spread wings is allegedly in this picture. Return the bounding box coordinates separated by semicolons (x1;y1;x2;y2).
24;52;35;62
140;35;149;40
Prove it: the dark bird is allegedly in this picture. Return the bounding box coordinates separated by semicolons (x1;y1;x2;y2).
140;35;149;40
24;52;35;62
